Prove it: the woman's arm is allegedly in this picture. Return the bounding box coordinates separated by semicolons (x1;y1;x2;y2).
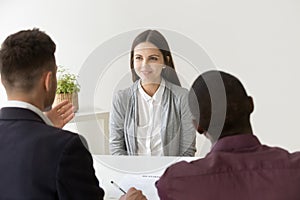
109;92;128;155
179;92;196;156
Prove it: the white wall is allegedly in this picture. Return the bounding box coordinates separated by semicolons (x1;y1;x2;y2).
1;0;300;153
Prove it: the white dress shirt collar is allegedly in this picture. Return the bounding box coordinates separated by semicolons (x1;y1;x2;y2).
138;78;165;102
2;100;53;126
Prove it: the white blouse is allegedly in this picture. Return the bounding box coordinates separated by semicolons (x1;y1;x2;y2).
136;79;165;156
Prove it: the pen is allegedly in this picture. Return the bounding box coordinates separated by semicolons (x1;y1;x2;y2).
110;180;126;194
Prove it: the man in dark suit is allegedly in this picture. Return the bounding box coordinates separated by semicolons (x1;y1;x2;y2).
0;29;146;200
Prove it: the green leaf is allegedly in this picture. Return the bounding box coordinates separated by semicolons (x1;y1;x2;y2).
56;66;80;94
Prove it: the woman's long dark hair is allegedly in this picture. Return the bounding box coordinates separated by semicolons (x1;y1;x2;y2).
130;30;181;86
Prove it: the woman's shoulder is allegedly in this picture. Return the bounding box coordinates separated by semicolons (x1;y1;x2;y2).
113;81;138;99
164;80;189;97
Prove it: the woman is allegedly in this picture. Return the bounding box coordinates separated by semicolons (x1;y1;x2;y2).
110;30;196;156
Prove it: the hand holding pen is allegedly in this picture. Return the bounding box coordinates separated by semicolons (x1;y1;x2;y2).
110;180;147;200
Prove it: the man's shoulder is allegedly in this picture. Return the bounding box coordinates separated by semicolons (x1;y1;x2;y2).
289;150;300;158
34;126;90;159
30;120;78;137
43;125;83;146
161;146;300;179
262;145;300;166
161;158;207;179
17;121;82;149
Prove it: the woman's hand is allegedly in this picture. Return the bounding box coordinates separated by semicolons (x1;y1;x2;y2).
45;100;74;128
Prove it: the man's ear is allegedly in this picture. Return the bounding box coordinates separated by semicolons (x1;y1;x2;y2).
248;96;254;114
44;71;53;92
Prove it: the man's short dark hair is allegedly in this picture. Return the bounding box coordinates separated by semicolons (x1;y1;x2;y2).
0;28;56;91
188;70;252;139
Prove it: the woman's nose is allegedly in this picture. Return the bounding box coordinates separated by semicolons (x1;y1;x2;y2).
142;60;149;67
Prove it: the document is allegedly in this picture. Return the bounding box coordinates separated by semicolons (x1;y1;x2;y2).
109;174;161;200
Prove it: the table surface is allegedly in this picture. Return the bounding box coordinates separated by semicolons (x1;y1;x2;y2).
72;108;109;122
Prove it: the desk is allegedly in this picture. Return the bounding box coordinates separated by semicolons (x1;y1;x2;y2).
92;155;200;200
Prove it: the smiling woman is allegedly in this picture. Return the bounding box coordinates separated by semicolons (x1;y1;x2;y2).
109;30;196;156
133;42;165;89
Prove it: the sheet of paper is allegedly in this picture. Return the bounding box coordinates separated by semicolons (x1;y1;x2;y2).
109;174;161;200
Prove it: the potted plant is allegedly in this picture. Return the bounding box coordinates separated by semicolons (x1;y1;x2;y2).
54;66;80;112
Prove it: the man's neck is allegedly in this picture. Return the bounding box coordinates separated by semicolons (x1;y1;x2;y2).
7;92;44;111
209;123;253;145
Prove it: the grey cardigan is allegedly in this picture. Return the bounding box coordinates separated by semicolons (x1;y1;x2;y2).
109;80;196;156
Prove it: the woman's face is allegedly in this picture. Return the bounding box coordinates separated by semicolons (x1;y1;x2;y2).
133;42;165;84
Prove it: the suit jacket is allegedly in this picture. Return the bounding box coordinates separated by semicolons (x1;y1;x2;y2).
0;107;104;200
109;80;196;156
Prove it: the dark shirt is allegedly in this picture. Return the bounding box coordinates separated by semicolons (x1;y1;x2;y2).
156;134;300;200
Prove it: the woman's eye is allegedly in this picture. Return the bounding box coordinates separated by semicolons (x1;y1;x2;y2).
149;57;158;61
135;56;142;60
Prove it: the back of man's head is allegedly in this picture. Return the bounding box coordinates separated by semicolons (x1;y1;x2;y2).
188;70;253;140
0;28;56;92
